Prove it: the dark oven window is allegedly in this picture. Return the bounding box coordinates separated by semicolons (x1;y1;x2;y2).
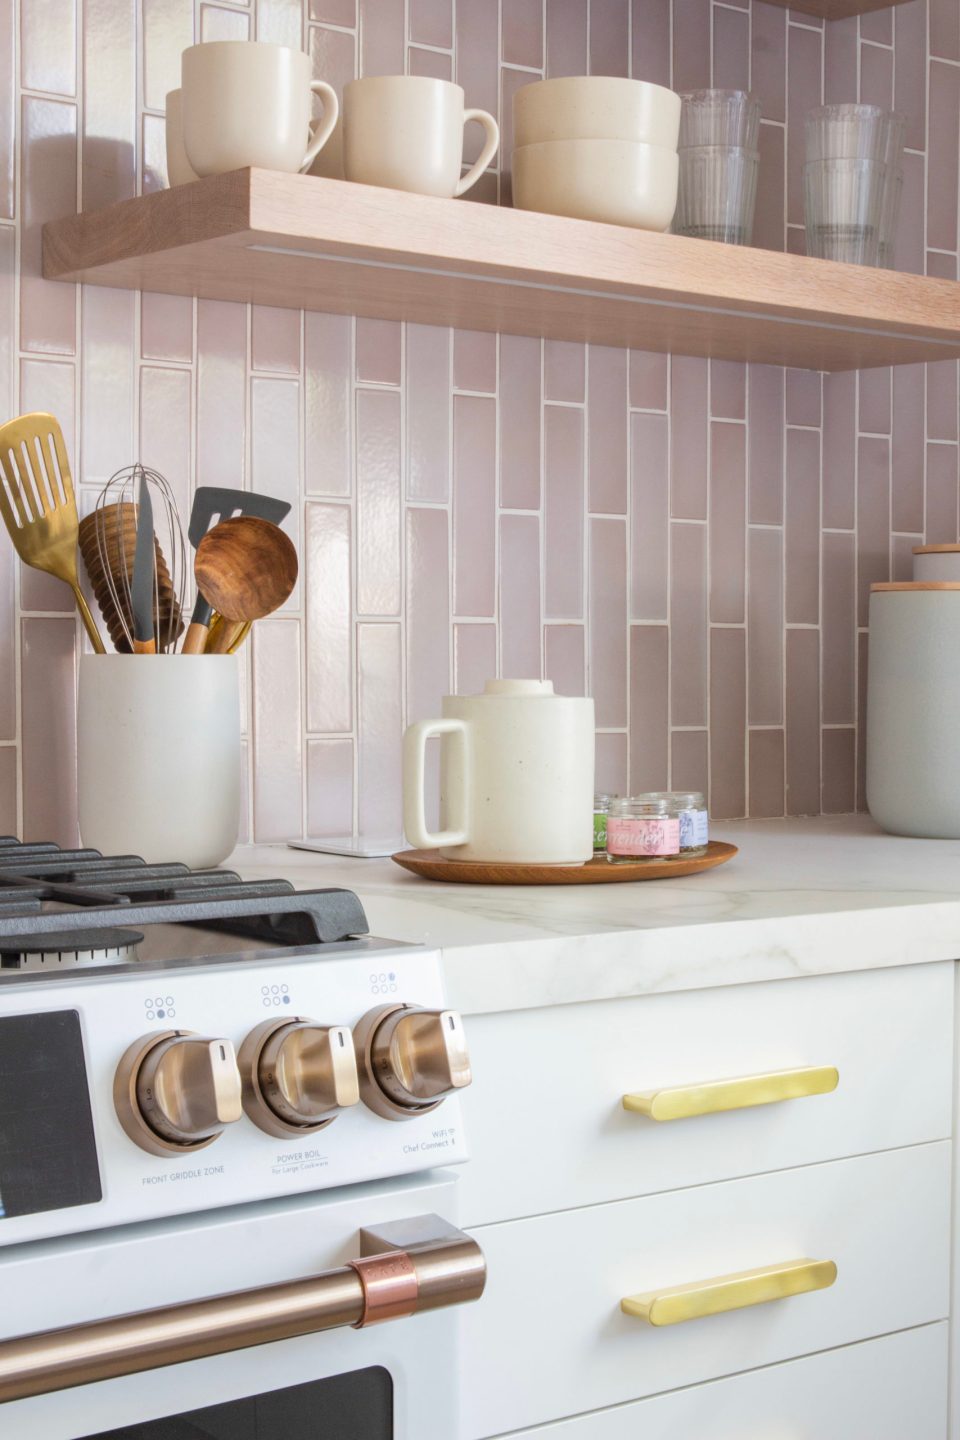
80;1369;393;1439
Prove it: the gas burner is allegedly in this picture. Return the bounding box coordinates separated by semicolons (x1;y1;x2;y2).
0;927;145;973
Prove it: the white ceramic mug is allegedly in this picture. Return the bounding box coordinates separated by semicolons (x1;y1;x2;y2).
181;41;339;177
403;679;595;864
165;89;199;187
77;655;241;868
343;76;499;198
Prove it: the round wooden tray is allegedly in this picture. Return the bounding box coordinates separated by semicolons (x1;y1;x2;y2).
391;840;738;885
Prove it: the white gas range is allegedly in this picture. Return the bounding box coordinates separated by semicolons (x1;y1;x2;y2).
0;837;483;1439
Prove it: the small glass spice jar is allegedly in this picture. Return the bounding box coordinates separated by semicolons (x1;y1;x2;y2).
672;790;709;856
605;796;681;864
593;793;617;853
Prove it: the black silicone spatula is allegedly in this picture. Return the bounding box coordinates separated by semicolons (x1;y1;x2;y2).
181;486;292;654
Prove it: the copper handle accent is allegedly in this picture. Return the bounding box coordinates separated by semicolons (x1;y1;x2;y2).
0;1215;485;1404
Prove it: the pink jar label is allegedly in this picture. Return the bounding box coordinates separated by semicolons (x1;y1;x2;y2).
606;816;680;857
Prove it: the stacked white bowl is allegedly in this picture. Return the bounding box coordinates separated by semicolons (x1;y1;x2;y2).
511;76;681;231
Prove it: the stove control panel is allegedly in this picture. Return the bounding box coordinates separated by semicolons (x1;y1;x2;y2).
0;945;470;1245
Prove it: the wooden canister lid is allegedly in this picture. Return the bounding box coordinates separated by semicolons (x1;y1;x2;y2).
912;544;960;554
871;581;960;591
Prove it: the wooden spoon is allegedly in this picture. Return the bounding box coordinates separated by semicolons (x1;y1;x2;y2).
186;516;297;651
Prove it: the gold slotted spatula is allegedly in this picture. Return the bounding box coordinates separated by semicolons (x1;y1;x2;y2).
0;411;105;652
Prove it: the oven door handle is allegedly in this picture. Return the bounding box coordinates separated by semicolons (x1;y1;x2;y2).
0;1214;485;1405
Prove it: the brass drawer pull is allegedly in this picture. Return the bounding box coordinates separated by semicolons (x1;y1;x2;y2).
0;1215;485;1404
622;1257;837;1327
622;1065;839;1121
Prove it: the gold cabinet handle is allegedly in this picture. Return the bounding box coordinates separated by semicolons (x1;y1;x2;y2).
621;1257;837;1327
622;1065;838;1122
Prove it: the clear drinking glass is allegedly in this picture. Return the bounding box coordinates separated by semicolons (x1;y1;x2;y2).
805;104;905;165
678;90;761;149
673;145;759;245
804;157;889;266
878;168;903;269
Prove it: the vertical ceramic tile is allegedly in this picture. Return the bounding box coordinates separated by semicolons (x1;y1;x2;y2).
630;0;669;85
927;362;958;443
456;0;498;162
672;0;711;90
894;0;927;152
305;312;352;497
453;395;496;616
503;0;543;68
891;533;920;582
785;428;820;625
356;319;402;386
930;0;960;61
859;7;892;44
671;729;709;798
749;729;785;818
785;628;820;817
589;0;629;76
748;365;784;525
19;360;76;614
22;0;76;96
500;514;541;678
545;341;585;403
747;526;783;726
711;362;746;421
0;747;16;834
709;628;747;819
785;370;821;428
824;15;856;105
0;329;13;731
754;122;786;253
890;365;924;533
306;502;353;733
712;3;749;90
406;506;450;719
896;149;925;277
858;368;891;435
860;42;893;110
356;387;401;616
360;0;404;76
500;335;541;509
926;443;960;542
0;227;10;421
630;410;668;621
670;357;708;519
752;3;786;124
928;61;959;254
312;0;356;25
0;0;13;219
709;421;746;624
308;24;355;181
409;0;451;47
821;531;856;725
406;323;450;502
252;307;300;375
455;623;496;694
141;294;193;364
545;625;585;696
454;330;496;393
82;0;135;212
546;0;588;78
140;366;191;526
257;0;302;48
588;518;627;727
357;622;403;837
142;113;167;194
142;0;193;111
588;346;628;514
630;351;668;411
786;24;822;229
927;254;956;282
252;619;302;841
250;376;301;606
820;371;854;529
595;732;628;795
21;617;77;845
628;625;668;791
857;435;891;624
544;404;584;619
408;46;452;81
81;287;135;483
197;299;246;493
670;522;707;726
822;727;855;814
200;5;250;41
307;738;354;837
20;98;77;356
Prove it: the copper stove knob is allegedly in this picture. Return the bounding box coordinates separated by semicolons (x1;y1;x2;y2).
238;1019;360;1138
114;1031;243;1156
353;1005;472;1121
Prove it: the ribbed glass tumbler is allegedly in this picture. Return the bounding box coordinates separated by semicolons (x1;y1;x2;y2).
674;145;759;244
803;104;904;267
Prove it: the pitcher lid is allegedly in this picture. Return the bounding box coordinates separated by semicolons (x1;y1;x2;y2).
481;680;555;697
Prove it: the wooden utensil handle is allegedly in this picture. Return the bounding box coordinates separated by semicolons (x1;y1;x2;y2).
182;621;209;655
207;619;245;654
133;637;156;655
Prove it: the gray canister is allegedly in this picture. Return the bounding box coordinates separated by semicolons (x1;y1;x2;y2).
866;584;960;838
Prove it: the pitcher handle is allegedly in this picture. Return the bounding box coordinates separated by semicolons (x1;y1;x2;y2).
403;719;469;849
302;81;340;173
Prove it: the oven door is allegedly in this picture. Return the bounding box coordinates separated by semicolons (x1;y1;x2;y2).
0;1171;481;1440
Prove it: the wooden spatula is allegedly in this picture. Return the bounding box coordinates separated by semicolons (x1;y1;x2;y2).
0;412;105;652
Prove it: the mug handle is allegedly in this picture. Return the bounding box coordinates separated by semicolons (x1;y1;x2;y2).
403;718;469;849
301;81;340;174
455;109;500;198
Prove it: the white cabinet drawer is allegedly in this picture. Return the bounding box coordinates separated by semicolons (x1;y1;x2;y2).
460;1142;950;1437
496;1323;948;1439
459;962;953;1225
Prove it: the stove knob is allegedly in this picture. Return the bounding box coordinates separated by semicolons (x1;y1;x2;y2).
238;1018;360;1137
114;1031;243;1156
353;1004;472;1121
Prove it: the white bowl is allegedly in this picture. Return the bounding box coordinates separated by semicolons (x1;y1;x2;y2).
514;76;681;150
512;139;679;231
913;546;960;583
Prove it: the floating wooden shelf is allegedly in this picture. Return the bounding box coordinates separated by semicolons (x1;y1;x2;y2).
760;0;911;18
42;168;960;373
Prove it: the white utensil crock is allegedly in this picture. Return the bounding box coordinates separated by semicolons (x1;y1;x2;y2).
77;655;241;868
403;679;595;864
866;585;960;838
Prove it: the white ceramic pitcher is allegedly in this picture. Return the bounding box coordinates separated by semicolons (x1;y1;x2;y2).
403;680;595;865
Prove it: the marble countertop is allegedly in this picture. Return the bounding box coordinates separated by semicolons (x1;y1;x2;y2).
229;816;960;1014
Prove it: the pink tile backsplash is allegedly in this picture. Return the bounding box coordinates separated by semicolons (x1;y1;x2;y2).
0;0;957;840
